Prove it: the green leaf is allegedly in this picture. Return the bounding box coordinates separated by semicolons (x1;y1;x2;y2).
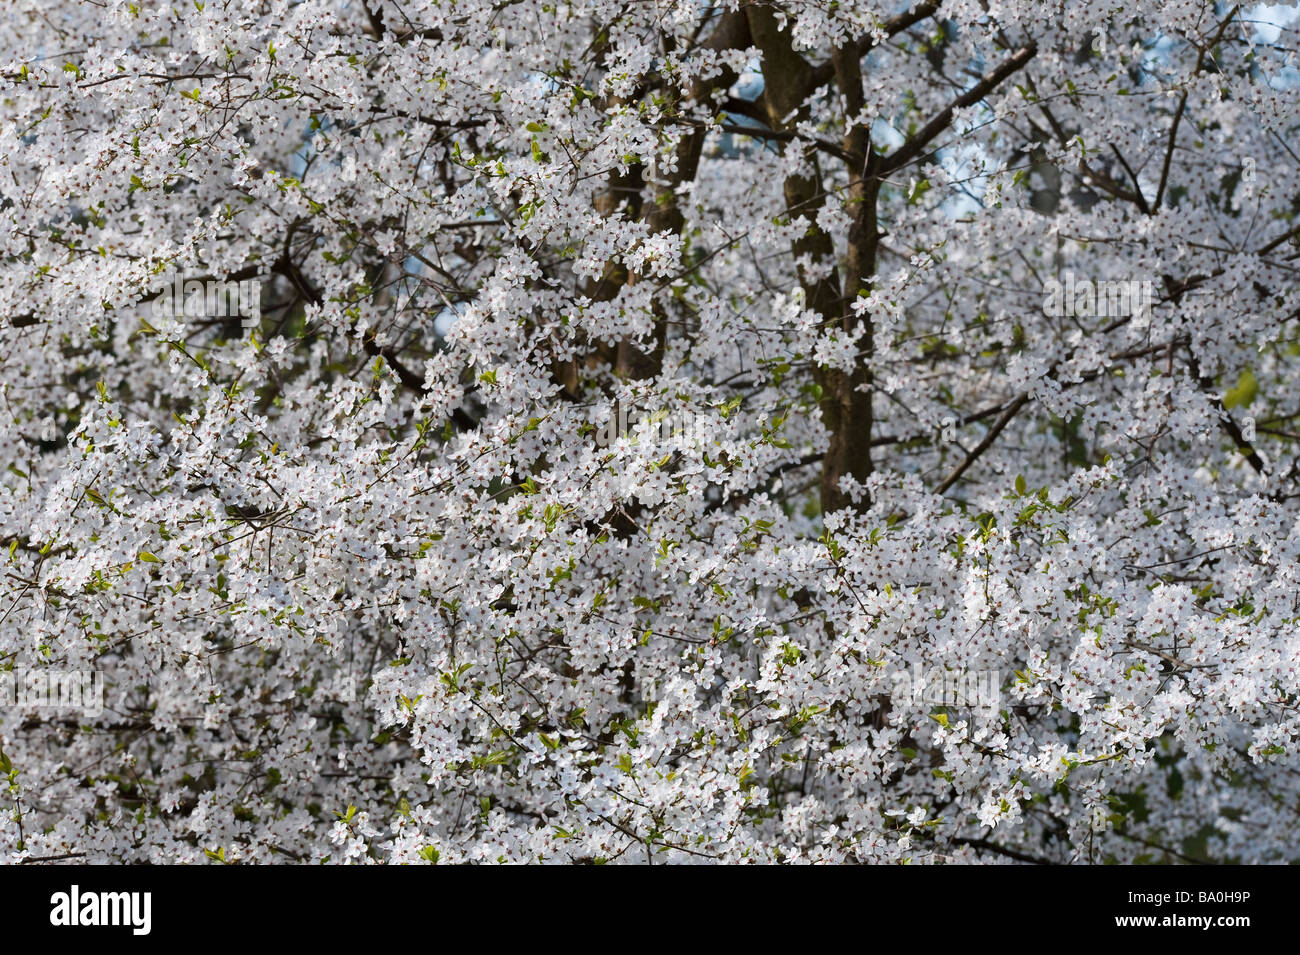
1223;369;1257;410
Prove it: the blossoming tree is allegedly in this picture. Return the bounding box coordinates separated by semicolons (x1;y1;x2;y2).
1;0;1298;863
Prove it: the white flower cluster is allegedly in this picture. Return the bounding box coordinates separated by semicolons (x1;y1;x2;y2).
0;0;1298;865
